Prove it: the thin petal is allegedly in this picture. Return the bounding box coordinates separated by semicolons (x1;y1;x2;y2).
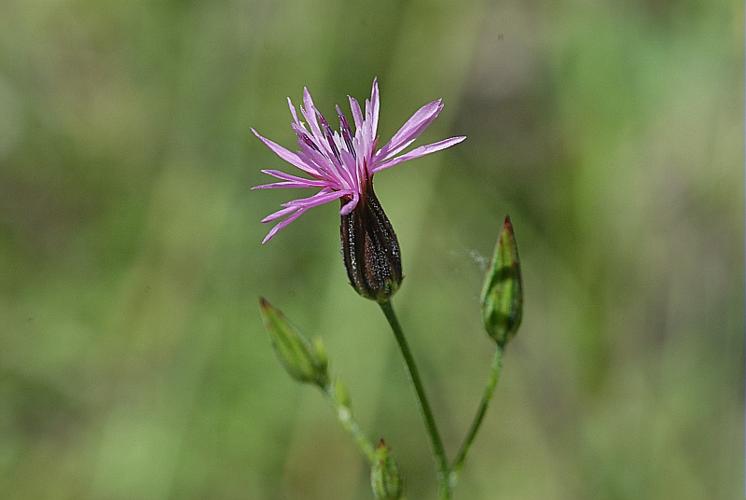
302;88;326;149
376;99;443;160
370;78;380;139
336;104;356;155
372;136;466;173
287;97;300;125
282;189;348;209
260;169;327;186
252;181;323;190
339;148;360;190
348;96;363;131
252;128;318;175
296;135;353;190
357;115;373;163
261;205;297;223
261;188;346;243
262;208;309;244
296;147;335;181
292;122;326;161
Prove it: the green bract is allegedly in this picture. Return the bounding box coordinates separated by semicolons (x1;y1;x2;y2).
480;216;523;347
370;440;403;500
259;298;329;388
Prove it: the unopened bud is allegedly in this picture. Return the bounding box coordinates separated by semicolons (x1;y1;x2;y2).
480;215;523;347
370;439;403;500
340;183;403;302
259;297;329;387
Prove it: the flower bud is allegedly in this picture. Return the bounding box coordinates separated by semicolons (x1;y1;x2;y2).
259;297;329;387
370;439;403;500
340;183;403;303
480;215;523;347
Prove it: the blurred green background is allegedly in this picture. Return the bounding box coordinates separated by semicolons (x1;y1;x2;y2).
1;0;743;499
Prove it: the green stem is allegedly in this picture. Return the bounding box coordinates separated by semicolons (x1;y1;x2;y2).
322;385;376;463
449;345;503;484
379;300;451;499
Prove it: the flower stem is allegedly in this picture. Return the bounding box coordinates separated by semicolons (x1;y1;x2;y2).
379;300;451;499
322;385;377;463
449;346;503;483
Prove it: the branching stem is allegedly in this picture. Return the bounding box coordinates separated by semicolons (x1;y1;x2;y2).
322;385;377;463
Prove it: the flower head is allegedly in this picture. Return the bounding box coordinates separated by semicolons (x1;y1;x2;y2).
252;78;465;244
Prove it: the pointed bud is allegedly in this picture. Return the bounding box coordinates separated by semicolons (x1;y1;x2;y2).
370;439;403;500
480;216;523;347
259;298;329;387
340;183;403;302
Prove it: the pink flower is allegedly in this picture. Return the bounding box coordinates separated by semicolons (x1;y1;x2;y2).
252;78;466;244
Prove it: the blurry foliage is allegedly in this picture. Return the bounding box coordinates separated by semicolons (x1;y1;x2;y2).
0;0;742;499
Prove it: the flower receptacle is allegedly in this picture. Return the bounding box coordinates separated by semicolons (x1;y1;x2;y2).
340;183;403;303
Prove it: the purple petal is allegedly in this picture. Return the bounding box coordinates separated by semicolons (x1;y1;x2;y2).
260;188;347;243
357;116;373;163
339;148;360;189
292;122;322;155
296;147;336;182
262;208;309;244
372;136;466;173
376;99;443;160
340;191;359;215
369;78;380;138
252;181;324;190
260;169;327;186
317;111;341;161
287;97;300;125
302;88;327;150
348;96;363;131
336;104;356;156
282;189;348;209
252;128;318;176
295;142;354;192
299;133;353;190
261;205;298;223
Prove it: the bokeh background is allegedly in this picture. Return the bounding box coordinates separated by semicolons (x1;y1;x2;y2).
1;1;743;499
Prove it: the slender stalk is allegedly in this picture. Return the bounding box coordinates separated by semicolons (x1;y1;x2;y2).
322;385;377;463
449;346;503;483
379;300;451;499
